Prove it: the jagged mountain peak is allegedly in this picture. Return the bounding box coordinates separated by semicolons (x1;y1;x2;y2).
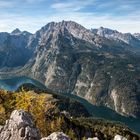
92;27;119;37
37;20;91;36
42;20;85;30
11;28;21;35
22;31;32;37
133;33;140;40
35;20;96;46
91;26;140;46
11;29;32;37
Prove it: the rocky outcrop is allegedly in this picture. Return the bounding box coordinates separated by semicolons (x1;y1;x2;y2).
114;135;127;140
133;33;140;40
87;137;99;140
0;109;139;140
11;28;22;35
87;135;127;140
0;110;40;140
41;132;70;140
0;110;71;140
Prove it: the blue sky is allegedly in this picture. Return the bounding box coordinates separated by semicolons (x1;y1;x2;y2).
0;0;140;33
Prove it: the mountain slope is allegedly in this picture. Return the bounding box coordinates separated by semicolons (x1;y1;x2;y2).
0;30;33;68
0;21;140;119
28;21;140;118
134;33;140;40
0;87;139;140
91;27;140;50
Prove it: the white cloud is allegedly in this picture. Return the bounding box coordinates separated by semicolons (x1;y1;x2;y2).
51;0;95;11
0;0;140;33
0;11;140;34
0;0;16;8
34;12;140;33
51;2;82;11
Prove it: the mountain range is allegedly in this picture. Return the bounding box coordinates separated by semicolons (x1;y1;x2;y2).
0;21;140;119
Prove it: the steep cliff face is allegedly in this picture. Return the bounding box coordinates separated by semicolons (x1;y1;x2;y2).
0;30;33;68
0;21;140;118
28;21;140;118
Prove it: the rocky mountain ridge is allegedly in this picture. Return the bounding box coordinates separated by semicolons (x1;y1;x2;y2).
0;29;33;68
91;27;140;48
0;21;140;119
134;33;140;40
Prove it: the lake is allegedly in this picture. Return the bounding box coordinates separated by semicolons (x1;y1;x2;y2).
0;76;140;134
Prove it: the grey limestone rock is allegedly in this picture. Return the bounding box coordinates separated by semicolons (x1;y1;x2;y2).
41;132;70;140
0;110;40;140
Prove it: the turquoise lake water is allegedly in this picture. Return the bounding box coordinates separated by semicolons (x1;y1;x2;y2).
0;76;140;134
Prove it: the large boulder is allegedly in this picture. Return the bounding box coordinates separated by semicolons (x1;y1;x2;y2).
0;110;40;140
41;132;70;140
114;135;127;140
87;137;99;140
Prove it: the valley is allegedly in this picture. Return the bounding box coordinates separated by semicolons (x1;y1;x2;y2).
0;21;140;119
0;76;140;134
0;21;140;139
0;81;139;139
